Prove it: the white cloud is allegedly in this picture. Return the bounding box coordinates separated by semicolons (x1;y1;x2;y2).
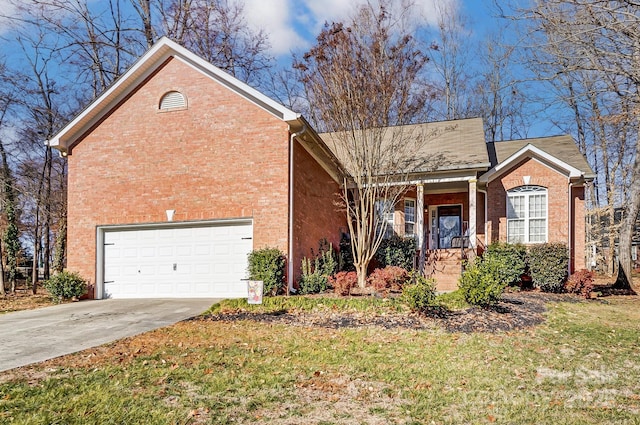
242;0;308;55
0;0;21;35
239;0;458;57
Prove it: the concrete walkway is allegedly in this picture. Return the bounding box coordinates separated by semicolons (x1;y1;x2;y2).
0;298;218;372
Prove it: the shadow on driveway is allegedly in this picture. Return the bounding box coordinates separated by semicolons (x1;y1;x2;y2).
0;298;219;372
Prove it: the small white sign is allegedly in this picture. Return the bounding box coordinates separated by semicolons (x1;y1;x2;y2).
247;280;263;304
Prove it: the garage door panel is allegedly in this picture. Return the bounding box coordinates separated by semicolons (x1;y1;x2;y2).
103;221;253;299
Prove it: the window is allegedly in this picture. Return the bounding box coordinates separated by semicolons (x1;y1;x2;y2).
159;91;186;110
404;199;415;236
375;199;395;239
507;185;547;243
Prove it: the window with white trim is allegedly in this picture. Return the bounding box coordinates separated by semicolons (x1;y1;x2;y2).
375;199;395;239
507;185;547;243
404;199;415;236
159;91;186;110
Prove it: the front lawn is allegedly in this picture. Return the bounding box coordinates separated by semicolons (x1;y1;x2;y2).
0;291;55;314
1;294;639;424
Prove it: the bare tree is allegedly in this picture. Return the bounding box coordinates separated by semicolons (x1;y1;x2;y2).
294;1;436;288
157;0;273;84
474;30;531;142
523;0;640;290
425;2;478;121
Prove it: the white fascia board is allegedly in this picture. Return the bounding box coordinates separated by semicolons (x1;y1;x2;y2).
479;144;583;183
47;37;299;150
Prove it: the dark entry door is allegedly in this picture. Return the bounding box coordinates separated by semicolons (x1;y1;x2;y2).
437;205;461;249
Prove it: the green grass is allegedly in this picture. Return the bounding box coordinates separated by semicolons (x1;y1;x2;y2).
1;296;640;424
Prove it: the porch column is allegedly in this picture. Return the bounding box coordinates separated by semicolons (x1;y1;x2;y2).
416;183;425;271
468;178;477;254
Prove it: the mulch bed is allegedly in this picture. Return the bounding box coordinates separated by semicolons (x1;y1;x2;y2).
202;291;581;333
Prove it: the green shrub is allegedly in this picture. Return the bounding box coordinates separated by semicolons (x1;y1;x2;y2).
329;271;358;296
374;236;416;270
367;266;409;296
247;248;286;296
43;271;87;302
527;243;569;292
401;272;437;312
338;233;355;272
299;258;328;294
485;242;527;286
458;254;509;307
565;269;594;298
298;241;337;295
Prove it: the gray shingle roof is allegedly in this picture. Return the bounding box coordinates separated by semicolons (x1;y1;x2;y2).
490;135;595;178
318;117;490;175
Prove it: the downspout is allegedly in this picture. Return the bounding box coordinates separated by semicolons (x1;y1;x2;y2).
568;181;574;276
288;123;307;294
478;188;488;247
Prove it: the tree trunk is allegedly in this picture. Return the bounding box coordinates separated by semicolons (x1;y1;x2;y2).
0;240;5;297
53;212;66;274
355;261;368;288
32;217;39;294
616;143;640;293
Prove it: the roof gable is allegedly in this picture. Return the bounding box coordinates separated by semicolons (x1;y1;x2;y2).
480;143;590;183
490;135;595;177
48;37;299;151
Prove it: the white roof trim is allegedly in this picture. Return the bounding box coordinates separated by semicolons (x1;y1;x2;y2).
479;143;583;183
47;37;299;150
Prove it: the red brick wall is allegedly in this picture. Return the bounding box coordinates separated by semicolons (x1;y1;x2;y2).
292;142;346;283
67;57;291;286
487;158;568;244
485;157;587;271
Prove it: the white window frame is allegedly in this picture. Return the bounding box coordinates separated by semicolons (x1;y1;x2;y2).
404;198;416;236
375;199;395;239
506;185;548;244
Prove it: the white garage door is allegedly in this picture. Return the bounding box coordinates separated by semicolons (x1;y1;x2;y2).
102;221;253;299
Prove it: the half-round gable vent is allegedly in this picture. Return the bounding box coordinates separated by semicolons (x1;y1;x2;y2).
159;91;186;110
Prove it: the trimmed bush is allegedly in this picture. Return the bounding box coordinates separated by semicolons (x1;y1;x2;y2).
458;254;510;307
329;271;358;296
43;271;87;302
527;243;569;292
374;236;416;270
565;269;595;298
247;248;286;296
401;272;437;312
367;266;409;296
485;242;527;286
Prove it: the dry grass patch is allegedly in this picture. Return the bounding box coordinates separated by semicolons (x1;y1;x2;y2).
1;294;640;424
0;290;54;314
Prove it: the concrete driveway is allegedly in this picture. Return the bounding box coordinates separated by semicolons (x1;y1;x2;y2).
0;298;219;372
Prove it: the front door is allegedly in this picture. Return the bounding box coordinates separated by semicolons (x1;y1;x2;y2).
429;205;462;249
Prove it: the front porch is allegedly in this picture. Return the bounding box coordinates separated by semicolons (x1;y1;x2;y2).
382;176;486;291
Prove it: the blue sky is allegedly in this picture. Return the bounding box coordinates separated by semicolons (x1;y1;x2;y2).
0;0;500;54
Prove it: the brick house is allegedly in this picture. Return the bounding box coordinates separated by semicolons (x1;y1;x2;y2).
48;38;594;297
322;121;594;290
48;37;346;298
